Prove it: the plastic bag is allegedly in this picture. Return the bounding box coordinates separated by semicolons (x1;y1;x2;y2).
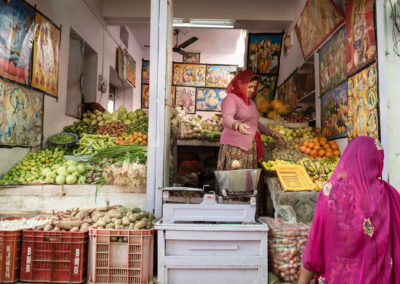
274;205;297;223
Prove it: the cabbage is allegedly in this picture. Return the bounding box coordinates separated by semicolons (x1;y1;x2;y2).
123;119;132;125
135;109;145;117
127;112;137;121
66;160;77;167
77;176;86;184
55;175;66;184
118;106;127;114
66;175;77;184
102;111;112;120
67;165;77;174
41;168;51;176
46;171;56;179
118;112;127;121
111;113;119;121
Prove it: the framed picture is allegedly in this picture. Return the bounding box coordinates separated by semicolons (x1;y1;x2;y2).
205;64;237;88
141;83;149;109
277;71;297;109
142;59;149;84
347;63;379;139
295;0;344;59
171;86;176;106
247;33;283;75
321;81;348;139
116;47;124;81
0;77;43;146
31;11;61;97
183;53;200;64
125;52;136;87
175;86;196;114
319;26;346;95
173;63;206;87
256;75;278;102
196;88;227;112
0;0;35;85
345;0;376;75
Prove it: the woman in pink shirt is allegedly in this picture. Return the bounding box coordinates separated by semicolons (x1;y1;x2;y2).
217;70;284;170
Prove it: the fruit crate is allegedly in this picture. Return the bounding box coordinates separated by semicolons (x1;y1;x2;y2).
88;229;154;284
0;218;24;283
20;230;88;283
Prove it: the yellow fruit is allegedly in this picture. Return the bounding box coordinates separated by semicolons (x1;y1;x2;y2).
271;99;284;111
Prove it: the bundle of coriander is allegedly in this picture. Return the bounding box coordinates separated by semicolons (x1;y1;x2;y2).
90;145;147;164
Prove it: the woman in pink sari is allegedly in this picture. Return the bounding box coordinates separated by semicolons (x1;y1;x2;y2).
299;136;400;284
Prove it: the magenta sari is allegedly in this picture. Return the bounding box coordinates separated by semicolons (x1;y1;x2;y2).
302;136;400;283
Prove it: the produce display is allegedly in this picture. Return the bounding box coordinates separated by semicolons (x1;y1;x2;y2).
0;217;49;230
200;117;223;132
264;141;307;162
297;137;340;158
90;145;147;164
84;160;109;185
127;116;149;134
44;159;87;184
96;121;127;137
114;132;148;146
49;133;76;144
103;162;147;187
63;121;98;138
298;156;339;190
72;133;116;156
261;160;295;171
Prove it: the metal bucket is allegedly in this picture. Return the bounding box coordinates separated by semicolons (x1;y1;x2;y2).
214;169;261;194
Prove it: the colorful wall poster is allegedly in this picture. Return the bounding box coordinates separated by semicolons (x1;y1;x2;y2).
319;26;346;94
142;59;149;84
116;47;124;81
173;63;206;87
345;0;376;75
0;78;43;146
247;33;282;75
257;75;277;102
175;86;196;114
295;0;344;59
196;88;227;112
141;84;149;109
321;81;348;139
205;65;237;88
31;12;61;97
347;63;379;139
0;0;35;84
277;73;297;109
183;52;200;63
125;53;136;87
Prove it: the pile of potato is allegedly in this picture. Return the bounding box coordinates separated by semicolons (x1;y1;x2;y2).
264;218;310;283
34;206;157;232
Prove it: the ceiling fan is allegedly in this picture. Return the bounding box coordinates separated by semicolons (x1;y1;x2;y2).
172;29;198;57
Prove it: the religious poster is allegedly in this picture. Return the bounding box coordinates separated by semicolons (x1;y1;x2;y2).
205;65;237;88
0;78;43;146
319;26;346;94
175;86;196;114
257;75;277;102
142;59;149;84
196;88;227;112
277;72;297;109
321;81;348;139
125;53;136;87
0;0;35;84
347;63;379;139
173;63;206;87
183;52;200;64
141;84;149;109
345;0;376;75
295;0;344;59
247;33;282;75
116;47;124;81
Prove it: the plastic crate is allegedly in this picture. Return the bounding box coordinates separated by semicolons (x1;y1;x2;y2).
275;165;314;191
20;230;88;283
0;219;22;283
88;229;154;284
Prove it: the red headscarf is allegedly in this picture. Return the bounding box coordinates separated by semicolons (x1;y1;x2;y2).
226;69;263;161
226;70;258;105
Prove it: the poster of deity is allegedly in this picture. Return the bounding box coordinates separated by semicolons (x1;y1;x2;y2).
31;12;61;97
173;63;206;87
247;33;282;75
142;60;149;84
196;88;227;112
319;26;346;94
0;0;35;84
295;0;344;59
345;0;376;75
347;63;379;139
321;81;348;139
125;53;136;87
277;72;297;109
205;65;237;88
141;84;149;109
175;86;196;114
257;75;277;102
0;78;43;146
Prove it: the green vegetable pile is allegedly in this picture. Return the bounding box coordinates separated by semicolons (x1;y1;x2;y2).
73;133;116;156
50;133;75;144
127;116;149;134
91;145;148;164
63;121;98;138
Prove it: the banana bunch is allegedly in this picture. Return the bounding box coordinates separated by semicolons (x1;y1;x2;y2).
314;178;327;191
320;157;340;172
297;158;329;176
261;159;295;171
298;157;340;191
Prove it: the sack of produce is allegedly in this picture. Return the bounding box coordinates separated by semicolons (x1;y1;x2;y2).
179;119;202;139
260;217;310;283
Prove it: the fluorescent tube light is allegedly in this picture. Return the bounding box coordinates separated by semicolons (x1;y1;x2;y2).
173;19;235;29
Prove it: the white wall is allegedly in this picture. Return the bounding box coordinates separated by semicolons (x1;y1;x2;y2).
0;0;144;175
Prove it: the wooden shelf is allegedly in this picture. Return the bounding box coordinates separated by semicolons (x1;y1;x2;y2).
177;139;220;147
297;90;315;103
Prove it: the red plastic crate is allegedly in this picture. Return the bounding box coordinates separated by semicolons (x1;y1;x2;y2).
0;224;21;283
88;229;154;284
20;230;88;283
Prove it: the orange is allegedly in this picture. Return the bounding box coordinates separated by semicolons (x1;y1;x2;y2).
329;140;336;146
295;143;300;148
323;143;330;149
312;137;320;144
326;151;333;158
303;141;309;147
310;149;317;156
331;144;339;150
318;149;326;156
314;144;321;151
305;148;311;154
300;146;306;152
308;142;315;149
320;137;328;144
333;150;340;157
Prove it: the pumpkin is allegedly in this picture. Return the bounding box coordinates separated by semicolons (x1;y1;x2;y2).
271;99;283;111
277;104;291;115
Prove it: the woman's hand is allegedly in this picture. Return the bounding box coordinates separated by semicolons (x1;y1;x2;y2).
272;131;286;144
232;122;252;135
298;265;316;284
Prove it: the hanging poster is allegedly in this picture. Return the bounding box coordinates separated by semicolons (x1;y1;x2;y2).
196;88;227;112
277;73;297;109
142;59;149;84
321;81;348;139
31;12;61;97
183;52;200;64
175;86;196;114
205;65;237;88
0;78;43;146
319;26;346;94
116;47;124;81
247;33;282;75
141;84;149;109
173;63;206;87
295;0;344;59
257;75;277;102
125;53;136;87
347;63;379;139
0;0;35;84
345;0;376;75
